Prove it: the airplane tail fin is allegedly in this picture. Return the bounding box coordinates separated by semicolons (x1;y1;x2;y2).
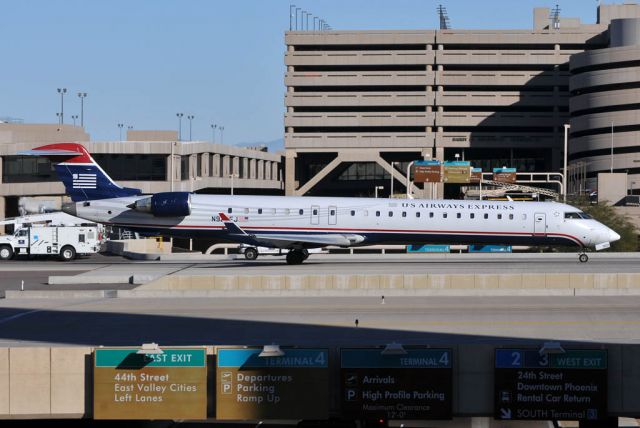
19;143;142;202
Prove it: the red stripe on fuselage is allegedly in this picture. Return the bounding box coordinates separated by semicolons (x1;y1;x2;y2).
107;222;585;246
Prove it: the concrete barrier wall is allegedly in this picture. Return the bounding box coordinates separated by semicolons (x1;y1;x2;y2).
134;273;640;296
1;345;640;420
1;347;90;418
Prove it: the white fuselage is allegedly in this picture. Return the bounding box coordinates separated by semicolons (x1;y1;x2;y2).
67;194;619;249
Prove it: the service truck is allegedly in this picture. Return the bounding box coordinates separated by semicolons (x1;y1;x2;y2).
0;225;101;261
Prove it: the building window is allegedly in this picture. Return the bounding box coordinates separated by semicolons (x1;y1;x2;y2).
93;154;167;181
180;156;189;181
1;156;58;183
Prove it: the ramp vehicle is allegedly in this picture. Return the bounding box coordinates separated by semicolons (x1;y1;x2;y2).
0;225;101;261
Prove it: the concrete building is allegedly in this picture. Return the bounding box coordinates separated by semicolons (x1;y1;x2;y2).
284;3;640;198
0;123;283;221
569;16;640;198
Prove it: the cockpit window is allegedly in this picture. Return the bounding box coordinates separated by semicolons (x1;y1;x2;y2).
565;212;592;219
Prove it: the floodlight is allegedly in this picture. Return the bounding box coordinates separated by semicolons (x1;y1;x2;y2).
381;342;407;356
259;344;285;357
136;342;164;355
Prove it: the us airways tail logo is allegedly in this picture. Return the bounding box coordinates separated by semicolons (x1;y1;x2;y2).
72;173;97;189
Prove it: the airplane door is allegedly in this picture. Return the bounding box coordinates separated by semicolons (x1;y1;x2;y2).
311;205;320;225
534;213;546;235
328;205;337;225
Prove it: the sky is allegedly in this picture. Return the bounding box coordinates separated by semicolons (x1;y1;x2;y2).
0;0;601;145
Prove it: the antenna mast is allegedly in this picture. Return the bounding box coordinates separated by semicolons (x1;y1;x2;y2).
437;4;450;30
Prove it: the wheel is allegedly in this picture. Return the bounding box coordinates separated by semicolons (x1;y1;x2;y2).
244;247;258;260
301;249;309;260
579;253;589;263
59;245;76;262
0;246;13;261
286;250;305;265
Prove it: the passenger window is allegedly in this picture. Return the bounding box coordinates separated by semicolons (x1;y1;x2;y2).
299;209;304;215
509;214;514;220
456;213;461;219
312;209;318;215
443;213;447;219
228;208;233;213
429;212;434;218
470;213;475;219
376;211;380;217
244;208;249;214
416;212;421;218
388;211;393;217
330;209;335;216
350;210;355;216
402;212;407;218
258;208;262;214
484;213;488;219
497;214;502;220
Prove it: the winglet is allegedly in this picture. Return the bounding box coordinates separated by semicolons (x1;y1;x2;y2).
218;212;248;235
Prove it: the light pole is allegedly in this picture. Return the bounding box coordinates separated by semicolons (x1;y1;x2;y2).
219;126;225;145
56;112;61;124
176;113;184;141
117;123;124;141
77;92;87;128
610;121;614;173
229;173;239;195
57;88;67;124
295;7;301;30
563;123;570;203
71;115;78;126
187;115;194;141
314;16;319;31
375;185;384;198
289;4;296;31
210;124;217;143
390;162;395;197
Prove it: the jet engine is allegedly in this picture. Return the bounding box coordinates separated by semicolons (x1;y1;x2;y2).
129;192;192;217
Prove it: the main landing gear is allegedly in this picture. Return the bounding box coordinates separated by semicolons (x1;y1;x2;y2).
579;252;589;263
286;249;309;265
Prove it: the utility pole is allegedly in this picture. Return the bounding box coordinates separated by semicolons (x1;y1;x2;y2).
57;88;67;124
77;92;87;128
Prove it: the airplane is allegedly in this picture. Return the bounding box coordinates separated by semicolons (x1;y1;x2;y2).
20;143;620;265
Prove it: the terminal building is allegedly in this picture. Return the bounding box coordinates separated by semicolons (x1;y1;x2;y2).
284;2;640;198
0;123;283;222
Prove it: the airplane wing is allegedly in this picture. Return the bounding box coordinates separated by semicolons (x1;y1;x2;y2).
217;212;364;248
252;233;365;248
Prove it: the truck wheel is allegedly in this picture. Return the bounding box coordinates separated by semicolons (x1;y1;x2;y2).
0;246;13;261
60;246;76;262
244;247;258;260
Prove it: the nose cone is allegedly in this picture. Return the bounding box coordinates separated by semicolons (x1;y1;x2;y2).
62;202;77;217
609;229;621;243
